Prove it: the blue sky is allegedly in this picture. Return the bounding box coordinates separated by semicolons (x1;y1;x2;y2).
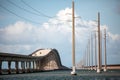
0;0;120;67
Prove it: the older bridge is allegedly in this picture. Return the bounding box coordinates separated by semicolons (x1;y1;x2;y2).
0;48;67;74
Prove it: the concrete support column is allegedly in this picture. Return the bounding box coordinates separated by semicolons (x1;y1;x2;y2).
26;61;29;72
33;61;35;70
8;61;11;74
25;61;27;72
37;61;39;70
23;61;25;73
35;61;37;70
48;58;50;70
34;61;37;70
21;61;25;73
0;60;2;74
15;61;19;74
29;61;31;72
36;61;39;70
36;61;40;71
21;61;23;72
39;61;41;70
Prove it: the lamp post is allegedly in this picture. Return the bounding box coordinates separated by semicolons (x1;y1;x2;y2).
71;0;77;75
94;32;97;70
97;12;102;73
104;28;107;72
90;33;94;70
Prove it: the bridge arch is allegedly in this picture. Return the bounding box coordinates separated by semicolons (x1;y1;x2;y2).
30;48;66;70
0;48;68;74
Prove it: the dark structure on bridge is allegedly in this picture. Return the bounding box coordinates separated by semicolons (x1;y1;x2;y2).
0;48;67;74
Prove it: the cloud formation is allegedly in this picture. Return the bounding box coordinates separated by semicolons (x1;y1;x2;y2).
0;8;120;66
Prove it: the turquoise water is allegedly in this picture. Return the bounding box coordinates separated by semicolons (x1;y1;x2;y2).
0;70;120;80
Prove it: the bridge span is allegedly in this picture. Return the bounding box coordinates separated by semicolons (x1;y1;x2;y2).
0;48;67;74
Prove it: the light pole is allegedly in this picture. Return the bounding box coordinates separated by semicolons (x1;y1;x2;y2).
88;38;90;70
86;45;88;69
104;28;107;72
90;33;94;70
94;32;97;70
97;12;102;73
71;0;77;75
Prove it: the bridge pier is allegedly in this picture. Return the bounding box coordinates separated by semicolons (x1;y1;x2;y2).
33;61;35;70
29;61;31;72
35;60;41;71
0;60;40;74
38;61;41;71
25;61;27;72
21;61;25;73
36;61;39;70
8;61;11;74
15;61;19;74
26;61;29;72
26;61;30;72
0;61;2;74
33;61;36;72
33;61;36;71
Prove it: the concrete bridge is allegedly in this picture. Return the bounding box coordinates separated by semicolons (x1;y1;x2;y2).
0;48;67;74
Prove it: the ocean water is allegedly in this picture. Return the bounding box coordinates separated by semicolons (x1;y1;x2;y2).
0;70;120;80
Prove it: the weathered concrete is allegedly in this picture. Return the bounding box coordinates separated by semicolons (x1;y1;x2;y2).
0;48;68;74
30;48;67;70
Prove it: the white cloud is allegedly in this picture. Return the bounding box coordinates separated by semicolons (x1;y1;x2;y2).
108;32;120;41
0;8;120;66
56;8;72;21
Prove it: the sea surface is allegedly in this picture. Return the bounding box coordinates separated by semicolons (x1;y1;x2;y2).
0;70;120;80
